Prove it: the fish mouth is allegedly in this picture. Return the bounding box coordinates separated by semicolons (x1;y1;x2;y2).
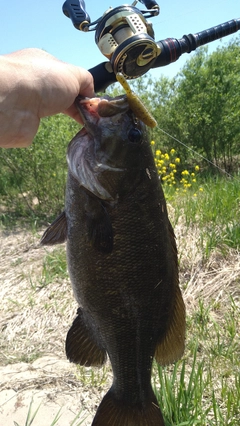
75;95;130;126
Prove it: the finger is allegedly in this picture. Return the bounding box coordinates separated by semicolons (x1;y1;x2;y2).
63;104;84;125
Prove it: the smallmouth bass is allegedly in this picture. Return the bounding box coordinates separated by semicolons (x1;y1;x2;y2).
41;94;185;426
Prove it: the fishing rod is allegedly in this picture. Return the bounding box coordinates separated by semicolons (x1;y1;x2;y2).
62;1;240;92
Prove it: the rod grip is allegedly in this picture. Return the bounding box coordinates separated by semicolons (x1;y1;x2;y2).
88;62;117;93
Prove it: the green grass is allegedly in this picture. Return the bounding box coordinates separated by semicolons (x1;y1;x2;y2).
38;247;68;288
153;298;240;425
13;399;42;426
13;398;87;426
75;364;109;388
165;175;239;257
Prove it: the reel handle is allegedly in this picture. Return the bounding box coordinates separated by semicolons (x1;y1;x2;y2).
139;0;160;12
62;0;90;31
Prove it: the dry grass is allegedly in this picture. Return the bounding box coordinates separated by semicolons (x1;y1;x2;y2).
0;228;110;425
175;217;240;311
1;217;239;366
0;209;239;425
0;228;76;365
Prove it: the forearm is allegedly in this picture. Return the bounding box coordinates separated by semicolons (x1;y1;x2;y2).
0;53;39;148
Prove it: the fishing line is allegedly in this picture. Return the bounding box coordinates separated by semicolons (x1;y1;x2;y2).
157;126;237;179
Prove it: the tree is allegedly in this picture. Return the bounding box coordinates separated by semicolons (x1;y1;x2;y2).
159;38;240;171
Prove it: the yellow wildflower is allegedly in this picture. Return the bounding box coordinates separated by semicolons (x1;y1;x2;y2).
164;153;170;160
195;165;200;171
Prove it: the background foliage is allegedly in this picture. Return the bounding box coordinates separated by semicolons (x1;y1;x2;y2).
129;37;240;173
0;115;79;220
155;40;240;171
0;36;239;221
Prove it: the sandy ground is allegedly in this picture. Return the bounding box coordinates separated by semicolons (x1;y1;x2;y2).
0;356;95;426
0;228;111;426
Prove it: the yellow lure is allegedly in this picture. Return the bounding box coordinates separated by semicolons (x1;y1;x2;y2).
116;73;157;128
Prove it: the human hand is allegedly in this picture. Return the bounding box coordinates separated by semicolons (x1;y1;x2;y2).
0;48;95;148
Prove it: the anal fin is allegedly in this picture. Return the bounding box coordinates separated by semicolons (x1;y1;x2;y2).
155;285;186;366
66;308;107;367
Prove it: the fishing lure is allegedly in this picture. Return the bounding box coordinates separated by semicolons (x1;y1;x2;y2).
116;73;157;128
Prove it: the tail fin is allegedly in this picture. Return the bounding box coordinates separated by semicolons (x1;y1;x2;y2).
91;387;165;426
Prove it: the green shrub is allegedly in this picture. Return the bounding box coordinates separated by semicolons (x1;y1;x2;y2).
0;114;79;220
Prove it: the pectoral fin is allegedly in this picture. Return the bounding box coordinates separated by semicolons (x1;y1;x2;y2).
66;308;107;367
40;211;67;246
155;285;186;366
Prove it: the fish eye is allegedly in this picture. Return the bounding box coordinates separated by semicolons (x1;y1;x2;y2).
128;128;142;143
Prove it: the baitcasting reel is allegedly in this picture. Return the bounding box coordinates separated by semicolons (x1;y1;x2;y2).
62;0;240;92
62;0;161;78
